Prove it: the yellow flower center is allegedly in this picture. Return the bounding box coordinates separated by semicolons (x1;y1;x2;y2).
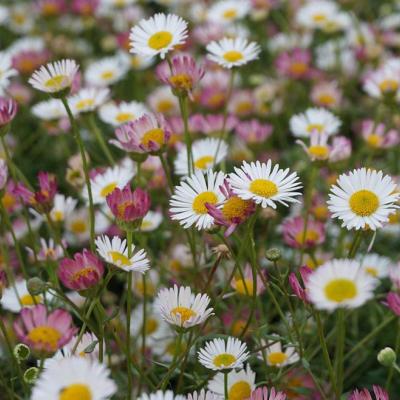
379;79;398;93
45;75;68;90
52;210;64;222
194;155;215;170
365;267;378;277
12;13;26;25
235;278;254;296
71;219;87;234
148;31;173;50
116;112;134;123
228;381;252;400
71;266;96;282
145;318;159;335
2;192;16;210
141;128;165;148
289;62;307;75
20;294;42;306
213;353;237;368
192;191;218;214
141;220;153;229
223;51;244;63
42;3;58;16
75;98;95;111
308;145;329;160
170;74;193;91
108;251;131;267
388;211;400;224
366;134;382;148
349;189;379;217
222;196;251;221
100;182;117;198
27;326;61;352
223;8;238;20
249;179;278;198
307;123;324;133
268;351;288;365
317;93;335;106
170;306;196;323
59;383;92;400
101;70;114;80
294;229;319;245
324;278;357;303
312;13;327;22
235;101;253;115
157;100;174;113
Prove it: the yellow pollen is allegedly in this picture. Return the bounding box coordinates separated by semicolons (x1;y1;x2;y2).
194;156;214;170
101;70;114;80
116;112;134;123
75;98;95;111
379;79;398;93
307;123;324;133
108;251;131;267
366;134;382;148
141;128;165;148
365;267;378;277
170;306;196;324
234;278;254;296
289;62;307;75
324;278;357;303
145;318;158;335
249;179;278;198
268;351;288;365
349;190;379;217
45;75;67;89
213;353;237;368
192;191;218;214
157;100;174;113
59;383;92;400
52;210;64;222
170;74;193;91
27;326;61;352
223;51;244;63
222;196;250;221
223;8;238;19
228;381;251;400
148;31;173;50
20;294;42;306
71;266;96;282
308;145;329;160
100;182;117;198
294;229;319;245
71;219;87;234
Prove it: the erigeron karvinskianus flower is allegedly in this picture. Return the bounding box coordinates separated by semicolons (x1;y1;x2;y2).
259;338;299;367
363;64;400;101
156;285;214;329
138;391;185;400
198;337;249;371
386;292;400;316
327;168;400;231
68;87;110;115
235;119;273;144
26;238;65;262
187;389;222;400
0;97;18;134
282;216;325;250
360;120;400;149
289;266;313;303
358;253;392;279
99;100;148;127
0;53;18;95
248;386;287;400
14;304;76;357
349;385;389;400
207;0;251;25
231;264;266;296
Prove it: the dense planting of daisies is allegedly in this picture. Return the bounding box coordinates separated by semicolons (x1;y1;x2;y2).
1;0;400;399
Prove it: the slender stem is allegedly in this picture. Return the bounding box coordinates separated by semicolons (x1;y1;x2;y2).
161;330;184;390
141;274;147;366
126;230;133;400
159;153;174;191
347;230;363;258
87;113;114;164
334;309;345;398
178;96;193;176
224;371;229;400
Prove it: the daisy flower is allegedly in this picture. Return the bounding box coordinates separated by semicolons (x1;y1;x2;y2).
327;168;400;231
208;365;256;400
85;56;129;87
364;64;400;100
141;210;163;231
207;37;261;69
259;338;299;367
169;170;226;230
228;160;302;209
83;165;135;205
95;235;150;273
68;87;110;115
32;99;66;121
138;391;185;400
358;253;392;279
28;59;79;95
289;107;341;138
306;259;377;311
1;280;44;313
27;238;65;262
198;337;249;371
187;389;222;400
360;120;399;149
156;285;214;328
174;138;228;176
31;356;116;400
296;1;342;31
99;100;148;127
349;385;388;400
148;86;179;115
50;194;77;223
282;216;325;250
130;13;188;59
207;0;251;25
231;264;266;296
248;386;287;400
0;97;18;127
0;52;17;95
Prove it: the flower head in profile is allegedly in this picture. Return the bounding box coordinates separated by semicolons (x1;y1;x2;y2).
360;120;400;149
0;52;18;95
249;386;287;400
289;266;313;303
138;390;185;400
349;385;389;400
0;97;18;129
130;13;188;59
14;304;76;357
58;249;104;292
259;338;299;368
275;48;312;79
1;280;45;313
187;389;222;400
231;264;266;296
386;292;400;316
282;216;325;249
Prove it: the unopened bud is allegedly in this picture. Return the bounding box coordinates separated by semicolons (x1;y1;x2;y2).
266;248;281;262
24;367;39;384
14;343;30;362
27;277;46;296
377;347;396;367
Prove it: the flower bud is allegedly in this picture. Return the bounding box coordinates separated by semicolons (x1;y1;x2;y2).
23;367;39;384
377;347;396;367
27;277;46;296
14;343;30;362
266;248;281;262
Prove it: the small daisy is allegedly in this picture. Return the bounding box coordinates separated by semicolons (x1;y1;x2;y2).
289;107;341;138
174;138;228;176
50;194;78;223
98;100;148;127
327;168;400;231
141;210;163;232
68;87;110;115
207;0;251;25
296;1;341;31
27;238;64;262
31;356;117;400
349;386;389;400
249;386;287;400
1;280;44;313
364;65;400;100
0;52;18;95
306;259;377;311
187;389;222;400
138;390;185;400
207;37;261;69
130;13;188;59
29;59;79;94
208;365;256;400
358;253;392;279
260;338;299;367
228;160;302;209
50;332;99;361
85;56;129;87
83;165;135;205
198;337;249;371
156;285;214;328
32;99;66;121
95;235;150;273
169;170;226;230
148;86;179;115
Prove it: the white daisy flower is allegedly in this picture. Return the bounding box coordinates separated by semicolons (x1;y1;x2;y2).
29;59;79;94
364;65;400;100
289;107;341;138
95;235;150;273
327;168;400;231
228;160;302;209
101;0;137;8
7;4;34;34
207;0;251;25
130;13;188;59
207;37;261;69
0;6;9;25
50;194;78;223
0;52;17;95
208;365;256;400
169;170;226;230
259;338;299;367
138;390;185;400
99;100;148;127
32;99;67;121
68;87;110;115
1;280;44;313
187;389;222;400
156;285;214;328
198;337;249;371
141;210;163;232
31;356;117;400
148;86;179;115
85;56;129;87
83;165;135;205
306;259;377;311
358;253;393;279
175;138;228;176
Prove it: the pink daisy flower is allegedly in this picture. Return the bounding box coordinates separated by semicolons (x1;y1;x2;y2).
0;97;18;127
282;216;325;250
249;386;287;400
349;385;389;400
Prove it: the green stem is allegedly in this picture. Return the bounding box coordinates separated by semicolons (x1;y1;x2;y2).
141;274;147;365
178;96;193;176
87;113;114;164
159;153;174;191
224;371;229;400
126;230;133;400
348;230;363;258
334;310;345;398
